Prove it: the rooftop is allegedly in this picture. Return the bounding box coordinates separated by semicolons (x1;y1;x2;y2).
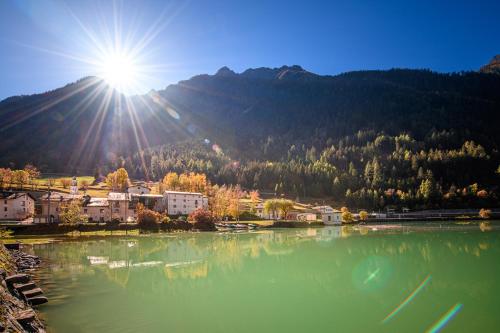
40;192;83;201
164;190;204;196
108;192;131;201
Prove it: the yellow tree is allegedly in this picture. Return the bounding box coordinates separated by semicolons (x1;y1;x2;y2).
162;172;179;191
0;168;12;189
115;168;129;192
277;199;294;220
12;170;29;190
249;190;260;213
60;178;71;189
228;185;244;220
24;164;40;190
264;199;279;220
59;200;86;224
106;168;129;192
105;171;117;190
178;173;190;191
341;209;354;224
359;210;369;221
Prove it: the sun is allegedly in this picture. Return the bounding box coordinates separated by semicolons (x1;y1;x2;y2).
97;51;139;93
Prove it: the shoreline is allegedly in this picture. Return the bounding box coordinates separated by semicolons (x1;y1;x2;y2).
0;243;46;332
1;219;497;239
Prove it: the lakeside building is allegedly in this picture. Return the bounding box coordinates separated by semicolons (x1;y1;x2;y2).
40;192;83;223
0;192;36;221
82;196;109;223
296;212;317;221
163;191;208;215
313;206;342;225
130;193;164;212
107;192;135;222
127;185;151;195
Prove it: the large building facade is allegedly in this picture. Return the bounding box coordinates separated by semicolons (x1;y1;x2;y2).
0;192;35;220
163;191;208;215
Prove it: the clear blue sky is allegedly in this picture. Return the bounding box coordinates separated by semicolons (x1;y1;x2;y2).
0;0;499;99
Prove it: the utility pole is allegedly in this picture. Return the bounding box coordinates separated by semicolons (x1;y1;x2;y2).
46;181;51;223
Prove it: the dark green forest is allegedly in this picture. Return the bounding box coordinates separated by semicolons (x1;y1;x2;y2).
2;63;500;209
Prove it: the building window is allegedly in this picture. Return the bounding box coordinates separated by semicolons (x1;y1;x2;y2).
195;200;198;205
173;205;176;208
100;209;104;214
21;201;26;206
173;199;176;202
328;216;331;221
3;200;6;204
3;207;6;212
84;208;88;213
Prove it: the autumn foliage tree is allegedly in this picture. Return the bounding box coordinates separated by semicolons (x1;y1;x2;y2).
106;168;129;192
358;210;369;221
12;170;29;190
59;200;87;224
160;171;208;193
60;178;71;189
479;208;491;219
136;203;161;227
188;208;216;231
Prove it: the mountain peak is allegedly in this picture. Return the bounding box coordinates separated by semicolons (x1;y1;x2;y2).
215;66;237;77
480;55;500;74
240;65;316;81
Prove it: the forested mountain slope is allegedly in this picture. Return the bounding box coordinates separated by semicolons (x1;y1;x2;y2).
1;61;500;208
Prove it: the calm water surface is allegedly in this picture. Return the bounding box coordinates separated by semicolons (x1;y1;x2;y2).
27;224;500;332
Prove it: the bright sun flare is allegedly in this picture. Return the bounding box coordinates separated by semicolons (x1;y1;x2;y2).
98;52;139;92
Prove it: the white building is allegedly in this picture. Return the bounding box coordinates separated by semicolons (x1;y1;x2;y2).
313;206;342;225
127;185;151;195
163;191;208;215
0;192;35;220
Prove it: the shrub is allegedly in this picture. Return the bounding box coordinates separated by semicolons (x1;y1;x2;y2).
479;208;491;219
341;209;354;224
358;210;369;221
188;208;216;231
137;203;160;227
239;211;260;221
160;216;171;224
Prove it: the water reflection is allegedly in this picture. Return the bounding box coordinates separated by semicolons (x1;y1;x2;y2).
25;225;500;333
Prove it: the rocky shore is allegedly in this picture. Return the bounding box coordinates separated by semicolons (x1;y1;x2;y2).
0;243;46;332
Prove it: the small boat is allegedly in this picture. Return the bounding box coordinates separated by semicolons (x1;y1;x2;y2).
234;224;248;229
247;223;258;229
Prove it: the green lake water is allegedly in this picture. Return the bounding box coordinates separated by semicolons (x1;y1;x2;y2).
27;223;500;332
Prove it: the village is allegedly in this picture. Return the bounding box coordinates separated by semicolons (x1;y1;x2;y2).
0;169;351;228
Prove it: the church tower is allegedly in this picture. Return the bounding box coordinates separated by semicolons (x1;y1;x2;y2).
70;176;78;195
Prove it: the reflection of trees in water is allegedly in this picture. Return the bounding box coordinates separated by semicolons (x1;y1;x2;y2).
31;228;499;296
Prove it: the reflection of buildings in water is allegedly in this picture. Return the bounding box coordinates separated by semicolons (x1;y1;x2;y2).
316;227;341;242
87;256;109;265
164;260;208;280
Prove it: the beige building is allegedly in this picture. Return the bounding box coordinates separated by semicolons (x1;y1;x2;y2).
82;197;109;223
163;191;208;215
127;185;151;195
108;192;135;222
40;192;82;223
0;192;35;220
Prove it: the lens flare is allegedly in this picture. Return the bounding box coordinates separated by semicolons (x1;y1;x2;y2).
382;274;432;323
426;303;463;333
